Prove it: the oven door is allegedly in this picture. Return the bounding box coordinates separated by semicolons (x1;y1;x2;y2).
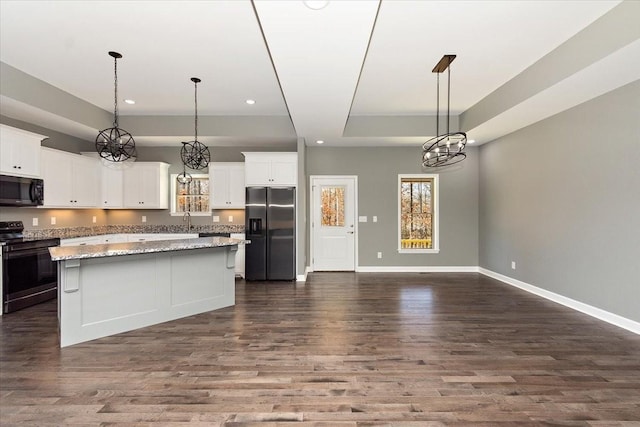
3;244;58;313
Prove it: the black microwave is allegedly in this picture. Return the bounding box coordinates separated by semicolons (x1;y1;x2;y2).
0;175;44;206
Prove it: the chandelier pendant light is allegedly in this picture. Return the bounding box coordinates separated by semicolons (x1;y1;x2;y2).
422;54;467;168
95;51;136;162
176;162;193;185
180;77;210;171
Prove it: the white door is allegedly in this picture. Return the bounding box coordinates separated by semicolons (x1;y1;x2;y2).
312;176;356;271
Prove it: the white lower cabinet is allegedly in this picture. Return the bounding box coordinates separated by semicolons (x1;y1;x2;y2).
231;233;245;278
41;148;99;208
62;234;199;246
60;236;104;247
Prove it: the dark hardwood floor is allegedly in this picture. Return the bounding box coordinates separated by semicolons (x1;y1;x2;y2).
1;272;639;426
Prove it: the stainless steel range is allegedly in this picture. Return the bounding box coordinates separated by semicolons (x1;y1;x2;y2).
1;221;59;313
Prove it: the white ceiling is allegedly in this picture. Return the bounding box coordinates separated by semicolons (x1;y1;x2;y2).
0;0;633;148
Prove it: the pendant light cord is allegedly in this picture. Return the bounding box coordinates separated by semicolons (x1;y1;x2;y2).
447;65;451;135
194;80;198;142
436;72;440;138
113;55;119;128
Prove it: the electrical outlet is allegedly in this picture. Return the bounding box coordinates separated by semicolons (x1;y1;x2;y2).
50;217;56;225
511;261;516;270
228;215;233;222
92;216;97;223
142;215;147;223
32;218;38;226
373;216;378;222
377;252;382;259
213;216;220;223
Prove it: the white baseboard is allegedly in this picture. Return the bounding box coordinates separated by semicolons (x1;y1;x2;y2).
357;266;479;273
296;266;312;282
479;268;640;335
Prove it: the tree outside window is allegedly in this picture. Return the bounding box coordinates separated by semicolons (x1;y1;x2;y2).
398;174;439;253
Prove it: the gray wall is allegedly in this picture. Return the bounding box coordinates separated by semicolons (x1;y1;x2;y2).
1;115;92;154
306;146;479;267
479;80;640;323
297;138;307;276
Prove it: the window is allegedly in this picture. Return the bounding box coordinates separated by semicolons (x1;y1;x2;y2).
398;174;439;253
321;186;345;227
170;174;211;216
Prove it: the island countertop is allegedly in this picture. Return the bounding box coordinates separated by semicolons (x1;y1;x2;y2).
49;236;246;261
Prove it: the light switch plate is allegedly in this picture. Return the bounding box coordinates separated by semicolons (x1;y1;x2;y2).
32;217;38;226
359;216;368;223
141;216;147;223
228;215;234;222
50;217;56;225
92;216;97;223
373;216;378;222
213;216;220;223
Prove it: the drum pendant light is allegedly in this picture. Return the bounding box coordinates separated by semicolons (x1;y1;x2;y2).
422;54;467;168
180;77;210;171
95;51;136;162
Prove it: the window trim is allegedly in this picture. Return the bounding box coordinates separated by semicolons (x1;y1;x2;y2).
170;173;212;216
397;174;439;254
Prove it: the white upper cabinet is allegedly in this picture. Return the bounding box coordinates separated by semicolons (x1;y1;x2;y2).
123;162;169;209
100;164;125;208
0;124;46;178
209;162;245;208
242;152;297;187
41;148;99;208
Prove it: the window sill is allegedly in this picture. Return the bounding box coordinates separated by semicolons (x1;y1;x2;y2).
398;248;440;254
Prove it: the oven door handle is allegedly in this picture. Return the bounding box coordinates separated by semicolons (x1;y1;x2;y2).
5;247;53;258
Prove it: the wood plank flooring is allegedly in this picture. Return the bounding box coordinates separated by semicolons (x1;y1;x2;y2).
1;272;639;426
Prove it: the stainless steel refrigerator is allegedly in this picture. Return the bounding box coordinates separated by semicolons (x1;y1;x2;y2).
245;187;296;280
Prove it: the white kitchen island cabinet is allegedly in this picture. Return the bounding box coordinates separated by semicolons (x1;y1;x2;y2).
50;236;241;347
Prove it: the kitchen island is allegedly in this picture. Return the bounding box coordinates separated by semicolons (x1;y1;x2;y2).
49;236;243;347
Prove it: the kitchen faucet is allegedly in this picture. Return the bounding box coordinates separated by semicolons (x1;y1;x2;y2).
183;211;192;231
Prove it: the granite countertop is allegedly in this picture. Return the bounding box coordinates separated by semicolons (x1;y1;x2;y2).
25;224;245;240
49;236;246;261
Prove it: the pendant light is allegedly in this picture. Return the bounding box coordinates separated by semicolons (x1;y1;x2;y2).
95;51;136;162
176;163;192;185
422;54;467;168
180;77;210;171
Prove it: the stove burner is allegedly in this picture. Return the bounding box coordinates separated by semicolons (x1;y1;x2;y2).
0;220;25;242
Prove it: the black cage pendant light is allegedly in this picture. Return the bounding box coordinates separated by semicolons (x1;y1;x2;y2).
180;77;210;171
422;54;467;168
95;51;136;162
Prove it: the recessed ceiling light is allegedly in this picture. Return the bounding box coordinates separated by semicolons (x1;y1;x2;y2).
304;1;329;10
124;99;135;105
245;99;256;105
468;139;476;144
316;140;324;144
